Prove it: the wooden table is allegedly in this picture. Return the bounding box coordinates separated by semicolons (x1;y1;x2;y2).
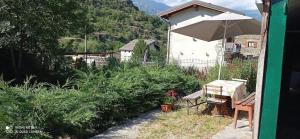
205;80;247;108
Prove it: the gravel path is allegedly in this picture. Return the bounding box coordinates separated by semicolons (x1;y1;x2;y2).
91;110;161;139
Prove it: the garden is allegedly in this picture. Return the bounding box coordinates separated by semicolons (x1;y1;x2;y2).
0;61;200;138
0;1;258;138
0;58;257;139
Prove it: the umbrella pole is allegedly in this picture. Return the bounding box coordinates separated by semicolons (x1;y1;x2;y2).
218;20;228;80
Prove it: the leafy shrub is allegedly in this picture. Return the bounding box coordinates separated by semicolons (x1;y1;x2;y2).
131;39;147;62
0;77;98;139
202;59;257;93
163;96;175;104
91;64;200;129
0;64;200;138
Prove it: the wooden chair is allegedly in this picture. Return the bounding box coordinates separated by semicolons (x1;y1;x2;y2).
233;92;255;128
183;90;204;115
232;78;248;85
203;85;228;116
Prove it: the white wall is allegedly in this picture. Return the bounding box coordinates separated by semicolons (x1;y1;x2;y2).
169;32;221;68
168;7;223;69
120;51;132;62
120;43;156;62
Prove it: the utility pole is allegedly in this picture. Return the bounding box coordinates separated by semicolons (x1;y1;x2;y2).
162;18;171;64
85;33;87;63
84;25;87;64
85;0;89;65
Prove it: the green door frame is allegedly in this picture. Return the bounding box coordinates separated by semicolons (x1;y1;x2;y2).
259;0;288;138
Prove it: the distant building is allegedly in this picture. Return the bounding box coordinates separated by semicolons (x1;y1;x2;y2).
235;35;261;59
119;39;159;62
65;51;118;67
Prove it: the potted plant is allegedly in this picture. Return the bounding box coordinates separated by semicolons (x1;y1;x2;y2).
161;90;177;112
167;89;177;100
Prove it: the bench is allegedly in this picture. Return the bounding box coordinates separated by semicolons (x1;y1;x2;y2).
182;90;204;115
233;92;255;128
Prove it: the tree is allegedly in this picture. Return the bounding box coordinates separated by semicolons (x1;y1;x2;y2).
132;39;147;63
0;0;88;79
149;43;166;65
62;0;168;53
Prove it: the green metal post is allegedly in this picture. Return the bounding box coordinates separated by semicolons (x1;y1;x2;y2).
259;0;288;138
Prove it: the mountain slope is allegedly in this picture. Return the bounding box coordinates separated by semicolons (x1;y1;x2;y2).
132;0;170;15
132;0;261;20
62;0;168;53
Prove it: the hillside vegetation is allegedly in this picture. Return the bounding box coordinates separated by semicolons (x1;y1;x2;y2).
61;0;168;53
132;0;170;15
0;0;168;82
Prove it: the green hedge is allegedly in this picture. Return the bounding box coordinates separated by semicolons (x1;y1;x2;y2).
201;59;257;93
0;65;200;138
0;77;98;138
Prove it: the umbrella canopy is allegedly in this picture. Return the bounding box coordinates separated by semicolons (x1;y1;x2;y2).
172;12;261;80
172;12;261;42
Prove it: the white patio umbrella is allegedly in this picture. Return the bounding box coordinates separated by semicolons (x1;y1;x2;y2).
172;12;261;80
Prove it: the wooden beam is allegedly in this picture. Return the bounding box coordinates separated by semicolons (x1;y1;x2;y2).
253;1;270;138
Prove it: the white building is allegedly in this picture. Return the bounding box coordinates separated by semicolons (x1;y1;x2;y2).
119;39;158;62
159;0;243;69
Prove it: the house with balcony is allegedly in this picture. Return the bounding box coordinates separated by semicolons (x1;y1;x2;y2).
235;35;261;59
159;0;260;69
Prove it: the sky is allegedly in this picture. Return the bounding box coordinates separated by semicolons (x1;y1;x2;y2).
154;0;260;11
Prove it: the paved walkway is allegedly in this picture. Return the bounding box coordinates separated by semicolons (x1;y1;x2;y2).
212;118;252;139
91;110;161;139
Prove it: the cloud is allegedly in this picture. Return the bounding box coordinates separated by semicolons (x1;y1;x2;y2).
155;0;258;11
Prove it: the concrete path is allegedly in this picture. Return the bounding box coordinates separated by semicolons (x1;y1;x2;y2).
91;110;161;139
212;118;253;139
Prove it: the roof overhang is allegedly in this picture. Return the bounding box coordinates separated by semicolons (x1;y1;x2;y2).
159;0;244;19
256;2;263;14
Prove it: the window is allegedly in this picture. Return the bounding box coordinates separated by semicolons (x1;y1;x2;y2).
248;41;257;48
